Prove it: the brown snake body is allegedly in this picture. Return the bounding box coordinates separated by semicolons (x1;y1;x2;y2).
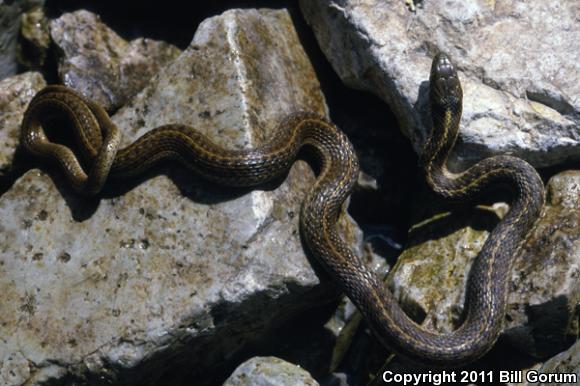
20;53;544;366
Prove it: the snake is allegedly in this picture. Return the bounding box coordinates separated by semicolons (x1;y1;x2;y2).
20;53;545;366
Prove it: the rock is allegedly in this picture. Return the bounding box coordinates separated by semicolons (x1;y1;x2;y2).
0;71;46;176
531;340;580;382
0;0;44;79
386;170;579;361
0;9;364;386
504;170;580;358
299;0;580;169
50;10;182;111
509;340;580;386
18;5;50;70
324;297;364;372
387;204;506;333
223;357;319;386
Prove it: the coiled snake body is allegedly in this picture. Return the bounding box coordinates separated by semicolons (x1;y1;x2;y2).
20;53;544;366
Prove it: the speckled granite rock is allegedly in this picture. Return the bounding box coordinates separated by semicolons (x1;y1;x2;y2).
300;0;580;169
0;71;46;175
0;0;44;79
387;170;579;361
0;9;363;386
223;357;320;386
50;10;182;111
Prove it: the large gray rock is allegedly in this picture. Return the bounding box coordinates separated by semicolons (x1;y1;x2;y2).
387;170;579;361
0;9;363;385
299;0;579;169
50;10;182;111
223;357;320;386
0;0;44;79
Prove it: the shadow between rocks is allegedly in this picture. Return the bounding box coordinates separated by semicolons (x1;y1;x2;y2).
403;205;502;251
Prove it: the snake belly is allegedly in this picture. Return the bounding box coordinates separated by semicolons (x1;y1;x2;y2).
19;53;544;366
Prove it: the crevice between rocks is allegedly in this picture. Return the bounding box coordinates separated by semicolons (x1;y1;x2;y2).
526;89;577;117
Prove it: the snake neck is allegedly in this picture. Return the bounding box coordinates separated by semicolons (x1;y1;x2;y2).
421;53;463;191
421;102;462;192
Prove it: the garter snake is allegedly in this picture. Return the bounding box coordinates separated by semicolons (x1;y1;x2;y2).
20;53;544;366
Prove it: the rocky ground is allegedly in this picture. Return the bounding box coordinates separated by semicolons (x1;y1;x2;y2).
0;1;578;385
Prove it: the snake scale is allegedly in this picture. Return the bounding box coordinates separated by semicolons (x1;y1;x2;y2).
20;53;545;366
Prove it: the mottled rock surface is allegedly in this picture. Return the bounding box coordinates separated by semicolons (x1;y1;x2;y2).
0;9;363;386
50;10;182;111
505;170;580;358
0;0;44;79
0;71;46;175
387;170;579;360
223;357;320;386
18;6;50;70
300;0;580;168
388;204;506;332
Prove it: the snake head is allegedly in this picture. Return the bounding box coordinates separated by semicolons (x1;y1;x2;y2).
421;52;464;169
429;52;463;110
